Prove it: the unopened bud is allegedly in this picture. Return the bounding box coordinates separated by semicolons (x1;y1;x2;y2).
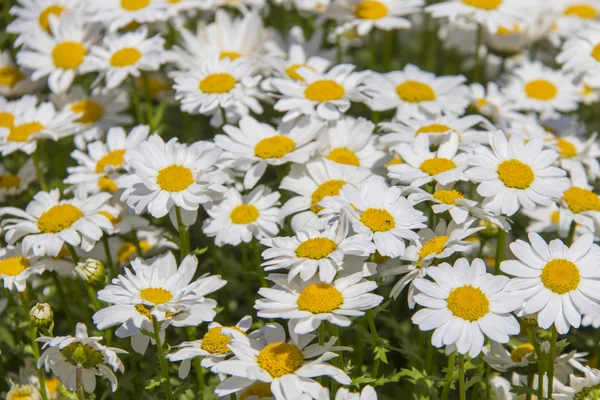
30;303;53;329
75;259;105;286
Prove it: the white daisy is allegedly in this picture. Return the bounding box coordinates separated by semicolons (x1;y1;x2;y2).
412;258;521;357
522;202;573;237
0;95;38;130
255;271;383;335
362;64;470;119
203;185;281;246
215;116;323;189
212;322;350;400
335;385;377;400
332;0;424;36
89;0;169;32
556;24;600;87
501;232;600;334
468;82;521;121
0;245;47;292
554;367;600;399
465;130;570;216
0;159;36;202
551;0;600;40
559;185;600;234
550;134;600;185
0;50;40;97
7;0;80;43
263;42;331;88
483;341;536;372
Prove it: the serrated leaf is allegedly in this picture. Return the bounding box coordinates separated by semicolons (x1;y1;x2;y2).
145;378;162;390
464;369;485;390
374;346;389;363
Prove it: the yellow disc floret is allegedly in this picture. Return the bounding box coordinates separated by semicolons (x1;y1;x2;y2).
230;204;259;224
39;5;65;31
70;100;105;124
297;283;344;313
524;79;558;100
38;204;84;233
121;0;151;10
96;149;126;173
541;259;580;294
497;159;534;189
433;190;466;205
0;256;29;276
304;80;345;102
295;238;337;260
562;187;600;213
510;343;535;362
419;157;457;176
157;165;194;192
355;1;388;19
462;0;503;9
447;285;490;321
417;236;448;267
139;287;173;305
395;81;436;103
360;208;396;232
199;73;236;94
201;326;246;354
240;382;273;400
110;48;142;67
257;342;304;378
0;174;20;189
310;179;347;213
327;148;360;166
7;122;45;142
52;41;86;69
254;136;296;159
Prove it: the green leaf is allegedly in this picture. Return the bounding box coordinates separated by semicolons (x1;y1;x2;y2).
374;346;390;364
145;378;162;390
193;247;208;256
464;369;485;390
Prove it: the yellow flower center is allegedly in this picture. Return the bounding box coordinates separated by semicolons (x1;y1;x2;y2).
230;204;259;224
7;122;45;142
416;124;452;136
45;377;60;397
70;100;104;124
304;80;345;102
497;24;523;35
39;5;65;31
327;148;360;166
310;179;347;213
510;343;535;362
0;112;14;128
417;236;448;267
360;208;396;232
497;159;534;189
295;237;337;260
117;241;151;263
199;73;236;94
297;282;344;313
462;0;503;9
0;256;29;276
524;79;558;100
37;204;84;233
551;210;560;224
419;157;457;176
98;211;120;225
564;4;597;18
556;138;577;158
110;48;142;68
157;165;194;192
355;0;388;19
254;136;296;159
134;304;152;319
286;64;314;81
386;155;403;167
447;285;490;321
395;81;436;103
240;382;273;400
257;342;304;378
121;0;151;10
219;51;242;61
563;187;600;213
590;44;600;62
541;259;580;294
433;189;466;205
201;326;246;354
0;174;20;189
98;177;118;192
95;149;126;173
0;66;24;88
52;41;86;69
139;287;173;304
8;384;38;400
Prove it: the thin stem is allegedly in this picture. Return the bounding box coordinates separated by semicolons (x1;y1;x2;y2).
51;272;76;326
129;76;145;124
19;293;49;400
458;354;466;400
566;221;576;246
441;352;456;400
175;207;190;259
474;24;483;83
66;244;80;264
494;229;507;275
425;332;434;375
102;236;117;279
32;150;48;192
132;231;145;259
219;107;227;130
369;30;377;70
76;367;85;400
547;326;558;399
383;30;393;70
152;316;173;400
327;323;341;394
142;73;155;131
186;327;204;396
366;310;381;378
528;324;544;400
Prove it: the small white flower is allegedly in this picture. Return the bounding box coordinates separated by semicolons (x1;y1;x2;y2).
0;159;36;202
559;185;600;234
89;0;169;32
332;0;424;36
335;385;378;400
0;245;47;292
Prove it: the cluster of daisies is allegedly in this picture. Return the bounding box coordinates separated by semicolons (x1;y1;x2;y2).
3;0;600;399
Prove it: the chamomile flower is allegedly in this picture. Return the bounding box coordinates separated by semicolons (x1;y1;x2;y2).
264;43;331;87
362;64;470;119
83;26;166;89
260;221;375;283
412;258;521;357
37;323;126;393
483;341;536;372
16;12;99;93
6;384;42;400
212;323;351;400
551;134;600;185
552;0;600;40
0;95;38;130
0;50;39;97
90;0;169;32
317;116;386;169
332;0;424;36
203;185;281;246
167;316;253;378
559;185;600;233
215;116;323;189
0;245;47;292
468;82;520;121
556;25;600;86
335;385;377;400
271;63;370;121
0;159;36;202
389;133;467;187
502;61;579;118
465;130;570;216
0;189;115;257
501;233;600;334
522;202;574;236
65;125;150;195
255;271;383;335
554;367;600;399
117;134;225;219
7;0;79;43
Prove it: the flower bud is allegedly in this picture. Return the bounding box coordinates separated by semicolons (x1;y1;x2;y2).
75;259;105;286
30;303;53;329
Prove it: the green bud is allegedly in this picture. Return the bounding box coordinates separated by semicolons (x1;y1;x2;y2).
30;303;53;329
76;259;105;286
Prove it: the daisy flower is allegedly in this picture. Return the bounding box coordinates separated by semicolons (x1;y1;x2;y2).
215;116;323;189
0;95;38;130
468;82;521;121
212;323;351;399
483;341;536;372
117;134;225;219
556;24;600;86
501;232;600;334
264;42;331;87
6;384;42;400
522;202;575;237
7;0;79;43
167;316;253;378
271;63;370;121
173;52;263;121
65;125;149;195
317;116;386;169
332;0;424;36
203;185;281;246
554;367;600;399
412;258;521;357
551;0;600;40
335;385;377;400
551;134;600;185
389;133;467;187
260;221;375;283
16;12;99;93
361;64;470;119
465;130;570;216
0;189;115;257
37;323;126;393
0;50;39;97
0;159;36;202
90;0;169;32
255;271;383;335
502;61;579;118
0;245;47;292
83;26;166;89
559;185;600;234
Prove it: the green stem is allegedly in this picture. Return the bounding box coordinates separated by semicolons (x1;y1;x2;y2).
566;221;576;246
441;353;456;400
186;327;204;396
19;293;49;400
142;73;155;131
383;30;393;70
152;316;173;400
67;244;101;314
494;229;507;275
528;324;544;400
317;323;325;385
66;244;80;263
547;326;558;399
76;367;85;400
366;310;381;378
175;207;190;259
474;24;483;83
425;332;434;375
51;272;76;326
32;149;48;192
129;76;145;124
458;354;466;400
369;30;377;70
328;324;341;394
102;236;117;279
